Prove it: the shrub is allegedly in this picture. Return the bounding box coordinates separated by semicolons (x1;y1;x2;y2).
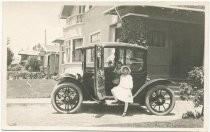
180;66;204;119
7;64;22;71
7;71;47;80
25;57;41;72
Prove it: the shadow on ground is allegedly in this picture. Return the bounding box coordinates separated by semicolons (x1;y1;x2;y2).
53;103;175;118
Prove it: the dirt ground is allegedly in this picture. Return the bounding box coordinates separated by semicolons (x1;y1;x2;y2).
6;100;203;128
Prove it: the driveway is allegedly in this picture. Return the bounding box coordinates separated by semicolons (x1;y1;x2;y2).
6;99;194;127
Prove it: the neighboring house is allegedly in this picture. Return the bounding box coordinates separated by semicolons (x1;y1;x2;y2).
42;44;60;75
18;50;42;66
53;5;204;79
18;44;59;74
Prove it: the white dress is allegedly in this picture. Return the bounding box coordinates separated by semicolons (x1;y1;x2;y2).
111;75;133;103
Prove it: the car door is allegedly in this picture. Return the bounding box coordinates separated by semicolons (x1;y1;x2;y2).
94;46;106;100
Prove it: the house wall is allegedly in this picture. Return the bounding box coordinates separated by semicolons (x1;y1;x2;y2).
59;6;204;79
60;6;115;73
146;20;172;78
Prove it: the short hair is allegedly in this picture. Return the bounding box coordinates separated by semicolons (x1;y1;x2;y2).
116;61;122;65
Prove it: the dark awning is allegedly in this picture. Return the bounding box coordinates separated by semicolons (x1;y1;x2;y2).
104;5;205;24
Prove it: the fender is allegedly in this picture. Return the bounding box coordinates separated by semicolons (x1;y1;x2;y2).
55;73;97;101
133;78;175;98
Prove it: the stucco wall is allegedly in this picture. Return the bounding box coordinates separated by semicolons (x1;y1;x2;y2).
60;6;115;74
82;6;114;45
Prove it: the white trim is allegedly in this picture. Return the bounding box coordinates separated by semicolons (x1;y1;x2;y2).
72;37;84;63
66;13;85;20
103;5;204;15
63;62;82;65
121;13;149;19
89;30;101;44
149;4;205;12
121;13;203;24
84;6;96;14
63;22;85;29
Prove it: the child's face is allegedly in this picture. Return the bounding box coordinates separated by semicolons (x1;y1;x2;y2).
122;68;129;75
117;63;122;68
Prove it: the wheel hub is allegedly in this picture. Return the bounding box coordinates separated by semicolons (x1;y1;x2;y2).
65;96;70;101
156;95;165;105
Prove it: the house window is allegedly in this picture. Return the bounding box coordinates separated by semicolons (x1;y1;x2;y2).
148;30;165;47
65;40;71;63
61;45;65;64
72;38;83;62
89;32;100;62
86;48;95;67
90;32;100;43
79;6;85;14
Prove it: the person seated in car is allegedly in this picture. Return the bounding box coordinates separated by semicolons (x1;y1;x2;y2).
111;66;133;117
112;61;122;85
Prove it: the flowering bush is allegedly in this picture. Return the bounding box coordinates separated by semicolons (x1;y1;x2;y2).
188;67;204;90
179;66;204;119
7;64;23;71
179;83;193;100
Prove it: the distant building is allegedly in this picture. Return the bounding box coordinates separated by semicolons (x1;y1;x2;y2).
18;44;59;74
18;50;42;66
42;44;60;75
54;5;204;79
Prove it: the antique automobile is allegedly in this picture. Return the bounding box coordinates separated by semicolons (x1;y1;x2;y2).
51;42;175;116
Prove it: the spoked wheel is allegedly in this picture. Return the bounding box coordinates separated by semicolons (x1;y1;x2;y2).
51;83;83;114
145;86;175;115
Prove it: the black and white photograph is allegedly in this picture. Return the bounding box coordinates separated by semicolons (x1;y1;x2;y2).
1;1;208;131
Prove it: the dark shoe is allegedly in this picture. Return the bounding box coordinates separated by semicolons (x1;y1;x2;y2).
98;99;106;105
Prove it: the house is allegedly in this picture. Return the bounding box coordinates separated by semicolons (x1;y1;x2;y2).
53;5;204;79
18;50;43;66
42;44;60;75
18;44;60;74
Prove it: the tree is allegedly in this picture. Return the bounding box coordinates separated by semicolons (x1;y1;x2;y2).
33;43;42;51
7;48;14;66
25;57;41;72
119;15;148;47
7;38;14;66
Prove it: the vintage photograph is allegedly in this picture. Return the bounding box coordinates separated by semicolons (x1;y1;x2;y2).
2;1;208;131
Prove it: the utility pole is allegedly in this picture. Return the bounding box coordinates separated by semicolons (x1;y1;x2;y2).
45;29;50;79
44;29;47;46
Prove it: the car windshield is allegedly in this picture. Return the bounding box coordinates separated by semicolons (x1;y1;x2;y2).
104;47;144;72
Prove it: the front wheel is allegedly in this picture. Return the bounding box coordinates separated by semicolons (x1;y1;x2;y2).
145;86;175;116
51;83;83;114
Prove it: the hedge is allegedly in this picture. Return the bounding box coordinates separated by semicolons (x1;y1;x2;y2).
7;71;46;80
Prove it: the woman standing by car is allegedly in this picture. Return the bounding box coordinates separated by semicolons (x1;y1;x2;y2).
111;66;133;117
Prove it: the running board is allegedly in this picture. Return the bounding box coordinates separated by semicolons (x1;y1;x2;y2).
104;96;114;100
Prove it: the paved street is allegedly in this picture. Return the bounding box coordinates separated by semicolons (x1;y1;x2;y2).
6;99;194;127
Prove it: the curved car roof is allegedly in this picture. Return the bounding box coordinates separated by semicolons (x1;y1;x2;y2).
76;42;147;50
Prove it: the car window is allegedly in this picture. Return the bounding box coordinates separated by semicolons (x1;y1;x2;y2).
104;48;115;67
86;48;94;67
126;49;144;72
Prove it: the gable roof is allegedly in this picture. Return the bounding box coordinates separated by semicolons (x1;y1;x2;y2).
43;45;59;53
18;50;39;56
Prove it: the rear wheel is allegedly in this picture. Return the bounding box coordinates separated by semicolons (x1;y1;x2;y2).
51;83;83;114
145;86;175;115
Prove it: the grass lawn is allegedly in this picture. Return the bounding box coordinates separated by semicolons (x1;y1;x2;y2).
95;119;203;128
7;79;56;98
